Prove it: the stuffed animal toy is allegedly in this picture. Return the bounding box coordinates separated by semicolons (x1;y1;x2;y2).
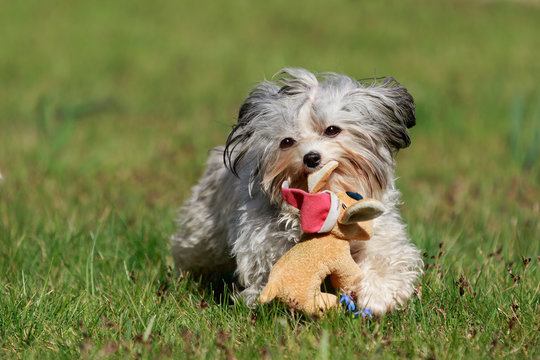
258;161;385;316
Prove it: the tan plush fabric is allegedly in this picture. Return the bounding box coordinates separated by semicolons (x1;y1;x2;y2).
259;162;384;316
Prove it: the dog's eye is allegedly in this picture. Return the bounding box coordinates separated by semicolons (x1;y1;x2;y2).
279;137;297;150
323;126;342;137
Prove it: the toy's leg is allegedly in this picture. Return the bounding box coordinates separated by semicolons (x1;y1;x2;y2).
258;281;280;304
308;293;338;315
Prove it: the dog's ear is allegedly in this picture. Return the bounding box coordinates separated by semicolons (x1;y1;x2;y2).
362;78;416;150
224;81;279;177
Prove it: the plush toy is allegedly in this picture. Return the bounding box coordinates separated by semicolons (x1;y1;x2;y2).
258;161;385;316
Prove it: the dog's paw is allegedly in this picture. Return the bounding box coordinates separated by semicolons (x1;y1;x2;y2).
351;277;412;316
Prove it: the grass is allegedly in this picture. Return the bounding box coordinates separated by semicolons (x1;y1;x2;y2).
0;0;539;358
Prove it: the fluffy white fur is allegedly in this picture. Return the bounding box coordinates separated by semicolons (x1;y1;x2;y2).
171;68;423;315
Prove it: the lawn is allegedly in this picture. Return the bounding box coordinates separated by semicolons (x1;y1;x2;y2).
0;0;539;358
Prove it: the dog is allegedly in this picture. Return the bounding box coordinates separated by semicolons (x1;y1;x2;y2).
171;68;423;315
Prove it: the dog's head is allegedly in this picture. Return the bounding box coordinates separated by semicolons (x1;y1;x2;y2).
224;68;415;204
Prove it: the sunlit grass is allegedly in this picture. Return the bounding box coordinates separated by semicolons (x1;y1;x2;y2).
0;0;539;358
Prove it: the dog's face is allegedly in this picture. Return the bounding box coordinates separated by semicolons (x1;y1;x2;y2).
224;68;416;205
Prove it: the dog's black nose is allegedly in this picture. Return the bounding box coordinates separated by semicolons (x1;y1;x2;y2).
303;152;321;168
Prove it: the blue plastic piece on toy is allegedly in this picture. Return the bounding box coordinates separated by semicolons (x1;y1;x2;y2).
345;191;363;200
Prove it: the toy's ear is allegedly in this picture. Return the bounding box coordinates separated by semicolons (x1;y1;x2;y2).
308;160;339;193
340;200;385;224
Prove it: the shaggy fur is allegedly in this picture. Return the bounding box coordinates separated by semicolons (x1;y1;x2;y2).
171;68;423;315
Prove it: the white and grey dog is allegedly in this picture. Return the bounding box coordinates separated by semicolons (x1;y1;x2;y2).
171;68;422;315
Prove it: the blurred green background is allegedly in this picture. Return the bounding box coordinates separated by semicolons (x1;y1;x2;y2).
1;0;538;253
0;0;539;357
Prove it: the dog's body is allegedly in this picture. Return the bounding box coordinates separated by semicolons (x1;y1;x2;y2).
171;68;422;315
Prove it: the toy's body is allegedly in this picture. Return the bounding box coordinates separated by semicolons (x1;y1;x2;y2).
259;161;385;315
